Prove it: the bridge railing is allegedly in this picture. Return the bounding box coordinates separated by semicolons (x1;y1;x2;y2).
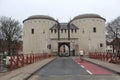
88;52;120;64
7;53;51;71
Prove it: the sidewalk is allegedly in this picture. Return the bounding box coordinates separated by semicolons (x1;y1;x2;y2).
0;57;55;80
83;57;120;75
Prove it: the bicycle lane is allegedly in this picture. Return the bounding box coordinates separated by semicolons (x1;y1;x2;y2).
74;58;114;75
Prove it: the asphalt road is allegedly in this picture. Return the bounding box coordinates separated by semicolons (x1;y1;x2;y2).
28;57;120;80
35;57;88;76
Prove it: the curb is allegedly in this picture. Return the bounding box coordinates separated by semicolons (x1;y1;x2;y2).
24;57;56;80
84;58;120;75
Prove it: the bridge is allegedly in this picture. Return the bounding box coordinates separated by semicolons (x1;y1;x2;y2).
0;53;120;80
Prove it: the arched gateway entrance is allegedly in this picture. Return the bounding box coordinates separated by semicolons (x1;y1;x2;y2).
58;42;70;57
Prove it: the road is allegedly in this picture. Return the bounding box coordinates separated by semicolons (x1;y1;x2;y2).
28;57;119;80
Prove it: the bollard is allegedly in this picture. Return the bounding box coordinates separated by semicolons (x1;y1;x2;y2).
90;53;92;58
10;55;13;71
44;53;46;58
114;54;118;64
40;54;42;60
109;54;113;63
100;53;102;60
30;54;32;64
91;53;93;58
98;53;100;60
38;54;40;60
48;54;50;58
94;53;96;59
22;55;24;66
32;54;34;63
16;55;20;68
88;53;90;58
34;54;36;62
50;54;51;57
96;53;98;60
35;54;37;61
97;53;98;59
36;54;38;61
33;54;35;63
26;54;28;64
106;53;109;62
103;54;105;61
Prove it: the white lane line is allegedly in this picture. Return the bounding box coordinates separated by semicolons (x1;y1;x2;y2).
86;70;93;75
81;65;84;68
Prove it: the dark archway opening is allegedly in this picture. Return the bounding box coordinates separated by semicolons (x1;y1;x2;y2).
58;42;70;57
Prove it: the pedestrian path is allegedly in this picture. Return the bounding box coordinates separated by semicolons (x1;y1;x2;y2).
0;57;55;80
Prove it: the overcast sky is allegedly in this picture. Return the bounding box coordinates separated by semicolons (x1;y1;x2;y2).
0;0;120;23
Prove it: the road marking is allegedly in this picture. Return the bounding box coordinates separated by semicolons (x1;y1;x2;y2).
74;60;77;62
86;70;93;75
81;65;84;68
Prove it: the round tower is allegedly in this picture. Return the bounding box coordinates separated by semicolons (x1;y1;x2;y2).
23;15;57;54
70;14;106;53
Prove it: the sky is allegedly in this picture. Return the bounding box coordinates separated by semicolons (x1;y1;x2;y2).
0;0;120;24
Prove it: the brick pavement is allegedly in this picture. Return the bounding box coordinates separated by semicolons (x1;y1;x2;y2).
0;57;55;80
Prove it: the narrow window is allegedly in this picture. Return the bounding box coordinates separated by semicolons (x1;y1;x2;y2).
31;28;34;34
75;29;77;33
93;27;96;33
65;29;66;33
61;29;63;33
54;29;56;34
82;28;84;34
100;43;103;47
51;30;53;33
71;29;73;33
43;30;45;34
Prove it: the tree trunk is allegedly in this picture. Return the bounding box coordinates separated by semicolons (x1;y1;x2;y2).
7;38;11;56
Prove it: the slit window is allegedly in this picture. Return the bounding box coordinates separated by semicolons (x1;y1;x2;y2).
65;29;66;33
71;29;73;33
54;29;57;34
61;29;63;33
51;30;53;33
93;27;96;33
31;28;34;34
82;28;84;34
75;29;77;33
100;43;103;47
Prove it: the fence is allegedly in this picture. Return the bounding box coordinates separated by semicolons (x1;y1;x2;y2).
8;53;51;71
88;52;120;64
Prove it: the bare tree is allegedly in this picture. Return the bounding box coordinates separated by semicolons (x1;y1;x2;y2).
106;16;120;53
106;16;120;40
0;16;22;56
